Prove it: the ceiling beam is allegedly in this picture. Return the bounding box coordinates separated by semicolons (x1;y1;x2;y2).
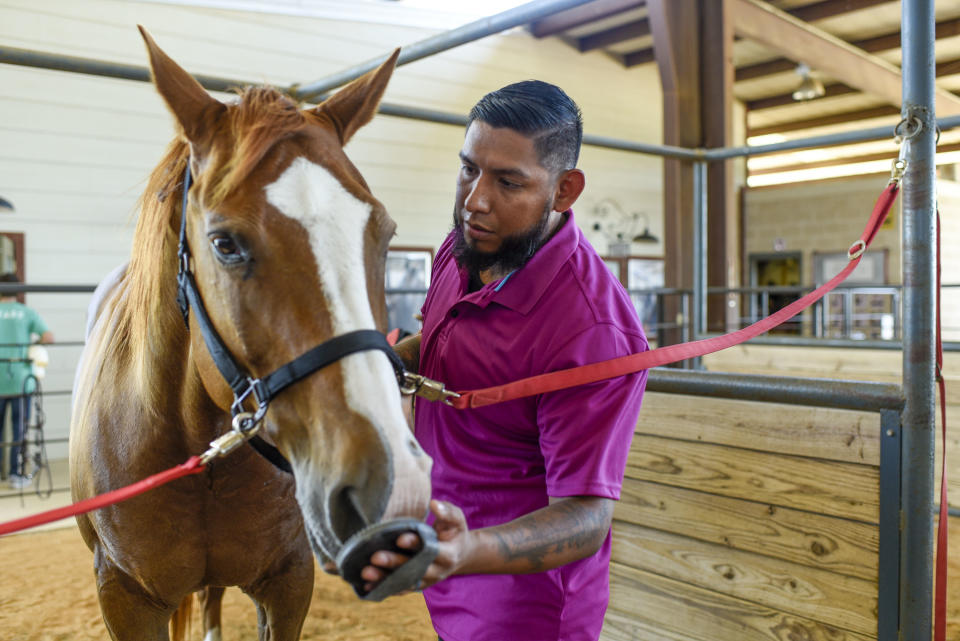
732;0;960;116
577;17;650;51
747;83;856;110
624;0;907;71
747;55;960;112
622;46;654;67
788;0;895;22
749;141;960;176
736;17;960;82
622;47;656;66
748;105;900;137
528;0;646;38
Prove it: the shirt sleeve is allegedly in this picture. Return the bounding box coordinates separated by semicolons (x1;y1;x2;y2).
28;307;49;338
536;322;647;500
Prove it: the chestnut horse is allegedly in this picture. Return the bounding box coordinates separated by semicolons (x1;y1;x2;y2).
70;28;431;640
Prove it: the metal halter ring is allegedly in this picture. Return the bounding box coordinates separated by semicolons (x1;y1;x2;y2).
848;240;867;260
232;411;263;435
893;116;923;143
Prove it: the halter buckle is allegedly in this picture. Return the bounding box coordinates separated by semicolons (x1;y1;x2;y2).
200;413;261;464
400;372;461;406
231;377;269;424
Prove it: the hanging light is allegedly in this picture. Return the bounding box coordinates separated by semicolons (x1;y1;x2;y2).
792;63;825;101
631;212;659;243
0;197;13;214
632;228;659;243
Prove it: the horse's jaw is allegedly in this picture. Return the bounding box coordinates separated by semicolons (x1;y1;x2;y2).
289;450;432;563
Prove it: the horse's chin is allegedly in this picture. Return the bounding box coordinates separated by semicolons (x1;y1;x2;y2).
296;488;344;563
304;527;339;573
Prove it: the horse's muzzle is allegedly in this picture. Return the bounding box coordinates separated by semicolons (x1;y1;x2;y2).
335;518;438;601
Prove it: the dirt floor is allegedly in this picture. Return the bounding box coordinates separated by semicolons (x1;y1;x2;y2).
2;520;959;640
0;526;435;641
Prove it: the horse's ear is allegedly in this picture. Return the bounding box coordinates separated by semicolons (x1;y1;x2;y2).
138;25;225;158
313;48;400;145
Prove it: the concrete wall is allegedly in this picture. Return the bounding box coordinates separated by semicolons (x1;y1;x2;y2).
744;174;903;286
745;172;959;340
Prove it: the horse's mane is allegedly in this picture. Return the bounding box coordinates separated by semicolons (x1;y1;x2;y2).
105;86;309;413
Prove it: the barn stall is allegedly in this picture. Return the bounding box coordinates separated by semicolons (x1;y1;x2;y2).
0;1;954;639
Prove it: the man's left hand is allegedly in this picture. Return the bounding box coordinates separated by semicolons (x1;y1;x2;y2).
360;499;469;593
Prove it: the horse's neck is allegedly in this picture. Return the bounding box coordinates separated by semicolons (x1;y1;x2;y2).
103;260;223;441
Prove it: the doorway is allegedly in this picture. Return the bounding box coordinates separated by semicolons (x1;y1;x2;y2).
749;252;802;334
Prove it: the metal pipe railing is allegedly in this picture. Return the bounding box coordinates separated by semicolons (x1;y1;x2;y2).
647;367;903;411
692;161;708;356
4;49;959;163
292;0;595;101
899;1;938;637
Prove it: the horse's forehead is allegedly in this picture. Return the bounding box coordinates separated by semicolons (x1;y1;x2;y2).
249;133;376;206
263;156;377;243
265;156;380;333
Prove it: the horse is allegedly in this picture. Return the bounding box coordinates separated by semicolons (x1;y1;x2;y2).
69;27;432;641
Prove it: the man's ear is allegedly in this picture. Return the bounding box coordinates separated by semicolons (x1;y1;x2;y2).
552;169;586;212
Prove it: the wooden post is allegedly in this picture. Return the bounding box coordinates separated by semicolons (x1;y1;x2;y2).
649;0;736;343
648;0;700;347
702;0;738;333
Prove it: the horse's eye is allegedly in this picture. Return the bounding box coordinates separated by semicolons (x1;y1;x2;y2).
209;234;245;264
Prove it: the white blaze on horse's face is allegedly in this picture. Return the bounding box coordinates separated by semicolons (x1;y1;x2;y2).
265;156;431;547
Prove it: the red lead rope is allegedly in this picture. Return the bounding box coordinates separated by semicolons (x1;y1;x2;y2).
449;182;899;410
0;456;206;536
935;211;948;641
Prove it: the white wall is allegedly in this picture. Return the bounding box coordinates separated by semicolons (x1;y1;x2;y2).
0;0;664;456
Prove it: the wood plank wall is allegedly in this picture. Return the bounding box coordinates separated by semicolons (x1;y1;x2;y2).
604;390;881;640
602;345;954;640
703;345;960;505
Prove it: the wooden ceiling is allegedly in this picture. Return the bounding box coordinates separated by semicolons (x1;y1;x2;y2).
526;0;960;181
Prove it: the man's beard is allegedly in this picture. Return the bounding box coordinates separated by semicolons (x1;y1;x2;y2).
452;203;552;280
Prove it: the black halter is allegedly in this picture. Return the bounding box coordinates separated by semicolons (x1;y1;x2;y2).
175;165;406;474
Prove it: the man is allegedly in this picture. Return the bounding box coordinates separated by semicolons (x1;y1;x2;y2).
367;81;648;640
0;273;53;488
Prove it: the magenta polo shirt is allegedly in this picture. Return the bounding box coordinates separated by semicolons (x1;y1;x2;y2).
416;211;648;641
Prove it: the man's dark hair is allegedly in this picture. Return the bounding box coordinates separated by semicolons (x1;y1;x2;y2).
467;80;583;174
0;273;19;284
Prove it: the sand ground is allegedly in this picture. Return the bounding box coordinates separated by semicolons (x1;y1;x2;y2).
1;513;957;639
0;525;435;641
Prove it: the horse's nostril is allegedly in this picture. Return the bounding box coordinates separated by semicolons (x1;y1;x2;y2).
344;487;370;528
332;486;370;545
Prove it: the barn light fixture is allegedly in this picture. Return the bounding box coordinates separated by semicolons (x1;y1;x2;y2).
632;228;659;243
0;197;13;214
792;63;825;102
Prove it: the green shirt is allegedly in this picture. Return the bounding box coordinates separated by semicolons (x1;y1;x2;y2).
0;302;49;396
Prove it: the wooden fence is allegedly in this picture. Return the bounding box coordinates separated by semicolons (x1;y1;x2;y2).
602;345;956;640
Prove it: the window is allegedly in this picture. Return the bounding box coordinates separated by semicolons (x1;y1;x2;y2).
603;256;664;331
385;247;432;338
0;233;24;303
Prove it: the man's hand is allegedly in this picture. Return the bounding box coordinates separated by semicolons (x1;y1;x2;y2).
360;499;468;593
392;332;421;374
357;495;613;594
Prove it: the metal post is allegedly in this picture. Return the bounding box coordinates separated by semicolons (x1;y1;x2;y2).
292;0;595;101
692;161;708;356
844;290;854;338
899;0;937;638
878;408;903;641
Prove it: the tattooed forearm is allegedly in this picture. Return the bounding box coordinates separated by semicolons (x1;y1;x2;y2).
392;333;421;373
490;497;613;573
